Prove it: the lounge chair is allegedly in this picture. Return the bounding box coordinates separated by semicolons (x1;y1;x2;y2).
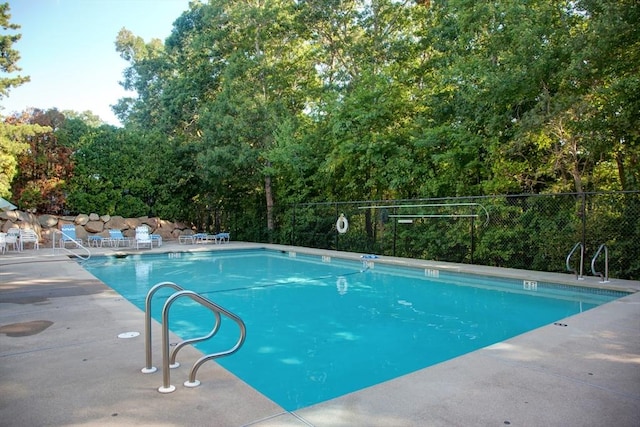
151;233;162;247
108;229;131;247
20;229;39;250
60;225;83;248
215;232;230;243
135;226;152;250
87;235;106;247
179;233;196;244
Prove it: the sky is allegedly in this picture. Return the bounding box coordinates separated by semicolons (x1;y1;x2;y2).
2;0;192;126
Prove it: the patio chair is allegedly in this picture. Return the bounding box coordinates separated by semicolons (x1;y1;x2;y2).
20;229;40;250
60;225;83;248
108;229;131;247
6;228;21;251
135;226;152;250
0;232;6;254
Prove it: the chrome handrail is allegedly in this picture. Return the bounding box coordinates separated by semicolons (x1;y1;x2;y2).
158;290;246;393
141;281;184;374
52;230;91;260
591;244;609;283
566;242;584;280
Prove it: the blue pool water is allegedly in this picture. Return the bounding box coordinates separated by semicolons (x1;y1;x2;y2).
81;249;626;410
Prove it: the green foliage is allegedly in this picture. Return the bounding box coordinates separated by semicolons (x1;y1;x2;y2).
9;109;73;213
0;3;44;200
0;3;29;99
0;116;50;199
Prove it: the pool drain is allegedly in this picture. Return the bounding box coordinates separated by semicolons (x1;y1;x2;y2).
118;331;140;339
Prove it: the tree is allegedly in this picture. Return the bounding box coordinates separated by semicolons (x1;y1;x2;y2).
0;3;48;199
0;116;48;198
113;28;167;128
0;3;29;99
9;109;73;213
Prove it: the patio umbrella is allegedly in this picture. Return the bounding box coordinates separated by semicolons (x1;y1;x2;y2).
0;197;17;211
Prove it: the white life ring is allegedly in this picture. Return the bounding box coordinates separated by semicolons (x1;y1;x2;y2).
336;276;348;295
336;214;349;234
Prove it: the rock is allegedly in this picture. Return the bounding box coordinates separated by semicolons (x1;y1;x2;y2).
1;221;17;232
174;221;190;230
125;218;140;229
89;213;100;221
41;229;55;244
75;214;89;225
142;217;159;231
85;221;104;233
105;216;127;230
39;214;58;228
75;226;88;242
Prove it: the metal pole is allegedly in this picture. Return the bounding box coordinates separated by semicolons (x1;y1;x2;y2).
142;282;183;374
470;211;475;264
335;203;339;251
392;206;397;257
581;193;587;276
291;204;296;246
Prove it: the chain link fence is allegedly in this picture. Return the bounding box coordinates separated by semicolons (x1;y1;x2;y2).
263;192;639;280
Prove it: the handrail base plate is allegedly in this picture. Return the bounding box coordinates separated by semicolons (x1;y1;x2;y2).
158;385;176;394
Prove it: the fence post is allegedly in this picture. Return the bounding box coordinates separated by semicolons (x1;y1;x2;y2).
470;204;475;264
335;203;339;251
392;206;397;257
580;192;587;261
291;204;296;246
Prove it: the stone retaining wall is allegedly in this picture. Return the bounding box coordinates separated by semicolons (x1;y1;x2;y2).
0;210;193;244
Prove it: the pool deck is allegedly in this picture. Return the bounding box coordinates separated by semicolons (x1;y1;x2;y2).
1;242;639;426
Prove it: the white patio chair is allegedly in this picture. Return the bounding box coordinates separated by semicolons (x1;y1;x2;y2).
135;226;152;250
6;228;21;251
20;229;40;250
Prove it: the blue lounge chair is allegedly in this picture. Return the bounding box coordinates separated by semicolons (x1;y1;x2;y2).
108;229;131;247
215;232;230;243
60;225;82;248
151;233;162;247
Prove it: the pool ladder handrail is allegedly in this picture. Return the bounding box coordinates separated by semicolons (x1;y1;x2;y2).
141;282;246;394
142;282;229;374
51;230;91;260
566;242;584;280
141;281;184;374
590;244;609;283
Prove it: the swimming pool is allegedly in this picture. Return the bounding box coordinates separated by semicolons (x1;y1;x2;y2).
81;249;628;411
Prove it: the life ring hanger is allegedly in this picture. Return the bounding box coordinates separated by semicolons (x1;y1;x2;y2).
336;214;349;234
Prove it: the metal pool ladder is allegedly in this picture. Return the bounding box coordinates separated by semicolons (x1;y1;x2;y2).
566;242;584;280
141;281;246;393
591;244;609;283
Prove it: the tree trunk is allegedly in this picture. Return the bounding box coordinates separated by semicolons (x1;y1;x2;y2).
615;150;627;191
265;174;274;233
